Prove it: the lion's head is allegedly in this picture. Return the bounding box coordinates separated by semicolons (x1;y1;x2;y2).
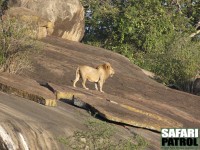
97;62;115;78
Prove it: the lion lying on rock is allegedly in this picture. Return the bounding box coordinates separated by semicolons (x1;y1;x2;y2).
73;62;115;93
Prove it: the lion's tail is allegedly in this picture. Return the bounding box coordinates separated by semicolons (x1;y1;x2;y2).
71;66;79;81
72;66;80;86
75;66;80;77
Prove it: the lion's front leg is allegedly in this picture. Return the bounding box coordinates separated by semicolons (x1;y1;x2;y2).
98;80;104;93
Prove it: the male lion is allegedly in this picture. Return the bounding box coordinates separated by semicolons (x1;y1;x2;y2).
73;62;115;93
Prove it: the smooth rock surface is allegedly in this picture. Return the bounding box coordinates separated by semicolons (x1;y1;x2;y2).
1;36;199;149
24;36;200;131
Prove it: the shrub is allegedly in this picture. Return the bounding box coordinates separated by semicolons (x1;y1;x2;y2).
0;16;40;74
135;34;200;88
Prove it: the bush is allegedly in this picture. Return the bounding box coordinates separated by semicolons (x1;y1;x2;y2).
0;16;40;74
135;34;200;88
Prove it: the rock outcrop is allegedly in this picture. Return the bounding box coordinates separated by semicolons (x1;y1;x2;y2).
8;0;85;41
6;7;54;39
24;36;200;131
1;36;200;149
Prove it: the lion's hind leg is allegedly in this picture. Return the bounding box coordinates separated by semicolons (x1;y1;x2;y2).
82;78;89;90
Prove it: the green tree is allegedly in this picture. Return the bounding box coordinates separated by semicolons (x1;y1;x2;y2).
82;0;176;53
80;0;200;91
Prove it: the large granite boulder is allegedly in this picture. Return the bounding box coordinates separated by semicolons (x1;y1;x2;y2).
8;0;85;41
6;7;54;39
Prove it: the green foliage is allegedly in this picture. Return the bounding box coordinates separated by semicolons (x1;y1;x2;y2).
192;32;200;42
137;34;200;86
80;0;200;90
117;135;148;150
58;119;148;150
81;0;179;52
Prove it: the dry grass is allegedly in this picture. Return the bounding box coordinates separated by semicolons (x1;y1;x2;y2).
0;16;41;74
